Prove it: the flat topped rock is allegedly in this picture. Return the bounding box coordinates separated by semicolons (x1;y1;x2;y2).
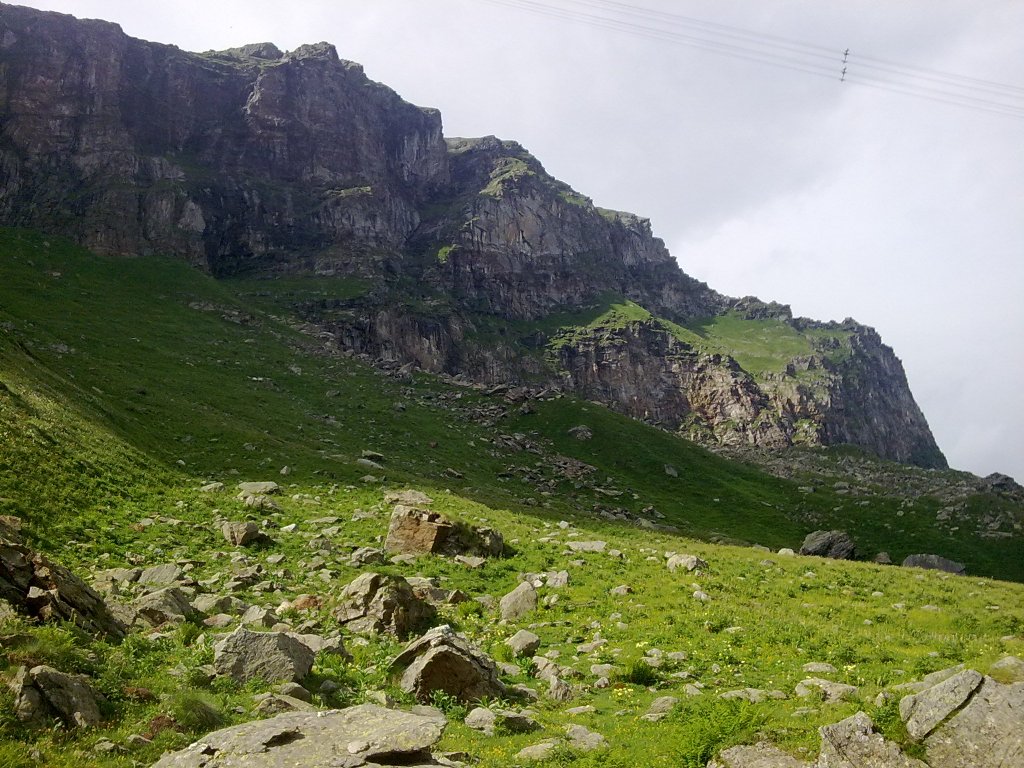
151;703;446;767
237;481;280;497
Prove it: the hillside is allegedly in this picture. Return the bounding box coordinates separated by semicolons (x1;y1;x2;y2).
0;228;1023;767
0;3;945;466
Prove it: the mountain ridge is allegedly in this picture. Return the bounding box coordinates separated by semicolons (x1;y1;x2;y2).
0;2;945;468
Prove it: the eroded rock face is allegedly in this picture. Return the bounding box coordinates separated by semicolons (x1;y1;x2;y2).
0;517;126;641
150;703;447;767
212;627;315;683
391;624;507;704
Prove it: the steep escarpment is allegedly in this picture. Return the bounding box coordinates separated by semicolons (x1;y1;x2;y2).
0;4;447;273
0;4;946;468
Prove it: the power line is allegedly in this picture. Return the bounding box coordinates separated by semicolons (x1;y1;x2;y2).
480;0;1024;119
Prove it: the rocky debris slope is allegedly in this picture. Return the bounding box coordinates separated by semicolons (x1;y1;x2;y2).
0;4;945;468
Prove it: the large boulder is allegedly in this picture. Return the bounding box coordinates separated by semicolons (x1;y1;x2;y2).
0;517;127;641
899;669;983;740
391;624;507;703
333;572;436;638
384;505;503;558
133;586;198;627
221;521;268;547
499;581;537;621
11;665;103;728
151;703;446;767
920;677;1024;768
799;530;856;560
816;711;928;767
901;554;966;575
213;626;315;683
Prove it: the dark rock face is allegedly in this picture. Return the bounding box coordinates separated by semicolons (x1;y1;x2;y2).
0;5;947;469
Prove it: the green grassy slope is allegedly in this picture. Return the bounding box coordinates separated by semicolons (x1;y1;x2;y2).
1;227;1023;767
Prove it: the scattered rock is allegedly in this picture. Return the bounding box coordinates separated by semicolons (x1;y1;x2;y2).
516;740;560;761
212;626;315;683
901;554;966;575
500;581;537;621
666;553;707;572
133;587;198;627
566;723;606;750
798;530;856;560
11;665;103;728
391;624;507;703
333;572;436;638
720;688;786;703
151;703;446;767
221;521;267;547
566;540;607;553
795;678;858;703
384;489;434;506
817;711;927;767
384;506;503;558
708;742;809;767
507;629;542;657
236;481;280;498
465;706;539;736
568;425;593;440
989;655;1024;683
0;518;127;641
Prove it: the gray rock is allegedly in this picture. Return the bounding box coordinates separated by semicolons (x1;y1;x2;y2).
151;703;445;767
516;740;560;761
566;540;607;553
221;521;266;547
333;572;436;638
899;669;983;740
384;505;503;558
465;706;538;736
548;675;573;701
816;711;928;767
720;688;787;703
506;629;541;657
666;553;708;572
566;723;606;750
138;563;183;585
499;581;537;621
799;530;856;560
384;489;434;506
12;665;103;728
803;662;838;675
989;655;1024;683
709;742;810;767
348;546;386;566
796;678;859;703
391;624;507;703
901;554;966;575
133;587;197;627
212;626;315;683
237;481;279;497
923;677;1024;768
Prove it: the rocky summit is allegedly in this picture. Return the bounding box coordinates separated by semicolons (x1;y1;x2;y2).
0;3;945;467
0;5;1022;768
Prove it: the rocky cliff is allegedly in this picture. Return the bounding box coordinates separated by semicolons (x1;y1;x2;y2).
0;3;946;468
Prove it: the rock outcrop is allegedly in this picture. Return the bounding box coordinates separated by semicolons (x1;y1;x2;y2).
151;703;447;767
0;4;947;469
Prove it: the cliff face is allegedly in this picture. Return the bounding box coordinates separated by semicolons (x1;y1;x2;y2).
0;4;447;273
0;4;947;468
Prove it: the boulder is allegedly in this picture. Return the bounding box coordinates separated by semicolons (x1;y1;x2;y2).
566;723;606;750
465;706;539;736
151;703;446;767
384;489;434;506
666;553;708;572
221;521;267;547
796;678;859;703
138;563;183;585
499;581;537;621
816;711;928;767
11;664;103;728
384;505;503;558
333;572;436;638
132;587;198;627
899;669;983;740
922;677;1024;768
799;530;857;560
506;629;542;657
709;742;810;767
212;626;315;683
391;624;507;703
236;481;279;498
989;655;1024;683
901;554;966;575
0;518;127;641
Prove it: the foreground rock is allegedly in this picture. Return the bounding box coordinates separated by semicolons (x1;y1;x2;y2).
384;505;503;558
333;572;436;638
151;703;446;767
11;665;103;728
818;711;927;767
213;627;315;683
0;516;127;641
708;742;808;767
799;530;856;560
391;624;507;703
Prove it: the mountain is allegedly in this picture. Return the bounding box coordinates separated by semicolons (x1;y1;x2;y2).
0;3;945;469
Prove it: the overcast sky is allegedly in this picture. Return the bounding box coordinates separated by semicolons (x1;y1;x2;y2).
15;1;1024;480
